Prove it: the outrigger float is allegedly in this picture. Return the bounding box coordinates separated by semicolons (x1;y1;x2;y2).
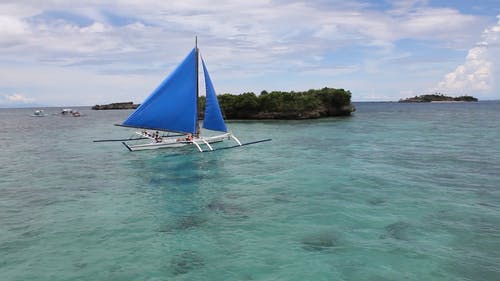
121;131;242;152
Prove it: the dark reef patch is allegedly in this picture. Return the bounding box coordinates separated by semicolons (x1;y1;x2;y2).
158;214;208;233
176;215;208;230
206;200;248;219
381;221;411;240
170;250;204;275
301;231;339;251
367;198;386;205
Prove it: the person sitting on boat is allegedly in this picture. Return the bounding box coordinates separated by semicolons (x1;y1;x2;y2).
153;131;162;142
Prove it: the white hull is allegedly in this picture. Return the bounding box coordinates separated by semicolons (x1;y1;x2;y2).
31;110;48;117
123;139;188;151
123;132;240;152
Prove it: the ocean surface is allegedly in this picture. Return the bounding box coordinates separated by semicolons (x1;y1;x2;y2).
1;101;499;281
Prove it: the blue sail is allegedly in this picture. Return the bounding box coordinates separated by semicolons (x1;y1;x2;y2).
122;48;198;134
201;57;228;132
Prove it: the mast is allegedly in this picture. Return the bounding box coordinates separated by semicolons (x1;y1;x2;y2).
195;36;200;137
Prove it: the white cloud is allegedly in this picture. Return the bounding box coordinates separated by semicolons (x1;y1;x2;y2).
401;8;477;39
0;62;164;106
0;1;496;104
2;93;35;104
0;15;30;47
436;16;500;97
0;1;483;58
80;22;109;33
0;15;28;35
389;0;428;13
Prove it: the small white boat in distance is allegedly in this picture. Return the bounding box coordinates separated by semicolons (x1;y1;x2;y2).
31;109;48;117
61;108;72;115
60;108;81;117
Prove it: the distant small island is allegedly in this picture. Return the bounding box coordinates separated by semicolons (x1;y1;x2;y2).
399;93;478;103
93;87;356;119
92;102;139;110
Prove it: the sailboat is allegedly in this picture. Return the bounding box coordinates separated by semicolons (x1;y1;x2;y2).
119;39;242;152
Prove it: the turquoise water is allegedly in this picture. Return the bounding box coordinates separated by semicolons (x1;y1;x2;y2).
1;102;500;280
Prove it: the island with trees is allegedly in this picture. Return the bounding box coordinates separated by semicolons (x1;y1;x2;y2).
92;102;139;110
399;93;478;103
200;87;355;119
93;87;355;119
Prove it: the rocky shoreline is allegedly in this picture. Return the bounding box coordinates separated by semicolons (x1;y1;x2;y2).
92;102;355;119
219;105;355;119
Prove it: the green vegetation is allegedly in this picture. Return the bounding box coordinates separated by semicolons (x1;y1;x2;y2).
199;87;354;119
92;102;139;110
399;93;478;103
93;88;354;119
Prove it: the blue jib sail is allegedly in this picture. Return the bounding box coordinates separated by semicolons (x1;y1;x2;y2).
122;48;198;134
201;57;228;132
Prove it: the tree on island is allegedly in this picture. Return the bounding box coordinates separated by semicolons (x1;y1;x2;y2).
399;93;478;103
198;87;354;119
94;87;355;119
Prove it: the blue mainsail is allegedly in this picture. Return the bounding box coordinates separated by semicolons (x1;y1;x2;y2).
201;57;228;133
122;48;198;134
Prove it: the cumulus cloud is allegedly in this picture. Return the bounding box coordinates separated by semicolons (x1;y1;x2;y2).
0;1;483;60
436;16;500;96
0;1;496;104
2;93;35;104
0;15;28;34
0;15;30;47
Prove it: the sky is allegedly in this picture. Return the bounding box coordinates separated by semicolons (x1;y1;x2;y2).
0;0;499;107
